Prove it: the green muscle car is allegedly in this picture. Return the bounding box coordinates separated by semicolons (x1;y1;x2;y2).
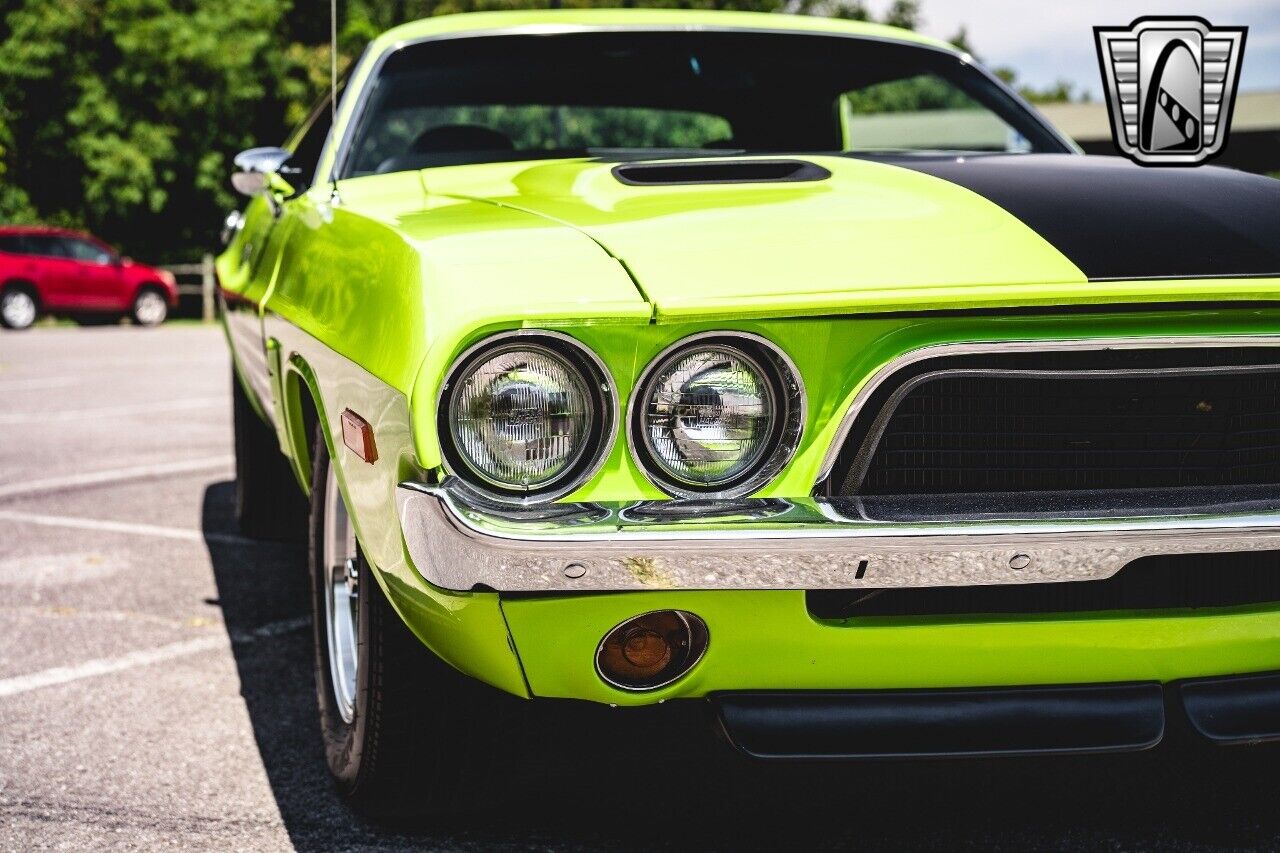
220;9;1280;816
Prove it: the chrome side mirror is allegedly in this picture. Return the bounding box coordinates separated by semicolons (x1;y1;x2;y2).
231;146;297;198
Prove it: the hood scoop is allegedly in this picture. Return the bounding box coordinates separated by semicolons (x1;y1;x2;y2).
612;159;831;187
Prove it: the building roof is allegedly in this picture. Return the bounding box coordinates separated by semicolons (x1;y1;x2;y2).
1038;90;1280;142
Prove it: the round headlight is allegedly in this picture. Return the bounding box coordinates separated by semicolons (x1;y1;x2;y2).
631;334;804;498
440;333;614;502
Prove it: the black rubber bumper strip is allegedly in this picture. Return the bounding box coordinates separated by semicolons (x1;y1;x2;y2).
714;683;1166;760
1180;670;1280;745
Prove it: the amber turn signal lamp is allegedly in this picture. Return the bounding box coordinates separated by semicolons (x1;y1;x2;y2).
596;610;709;691
341;409;378;464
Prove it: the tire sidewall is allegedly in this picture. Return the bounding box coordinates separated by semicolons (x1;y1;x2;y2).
308;430;371;792
232;367;308;541
1;288;37;330
306;424;490;817
232;377;252;523
131;288;168;326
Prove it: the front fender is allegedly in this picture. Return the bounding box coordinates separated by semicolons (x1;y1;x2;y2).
271;327;531;699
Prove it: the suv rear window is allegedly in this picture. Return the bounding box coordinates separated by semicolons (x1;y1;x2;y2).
22;236;69;258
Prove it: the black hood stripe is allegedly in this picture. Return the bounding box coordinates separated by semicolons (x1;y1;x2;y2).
858;153;1280;281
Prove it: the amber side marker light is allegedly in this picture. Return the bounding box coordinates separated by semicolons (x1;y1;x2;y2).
341;409;377;464
596;610;709;691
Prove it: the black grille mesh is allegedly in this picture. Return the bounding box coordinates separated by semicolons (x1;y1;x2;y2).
807;551;1280;619
842;368;1280;496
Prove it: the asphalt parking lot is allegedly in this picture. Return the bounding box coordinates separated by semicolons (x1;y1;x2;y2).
2;324;1280;851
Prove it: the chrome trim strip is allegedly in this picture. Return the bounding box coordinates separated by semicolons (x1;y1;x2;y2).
396;481;1280;592
329;23;1073;181
625;331;807;500
814;335;1280;485
436;329;619;506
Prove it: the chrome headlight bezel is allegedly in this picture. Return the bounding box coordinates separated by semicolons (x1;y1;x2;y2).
437;330;616;505
627;332;805;500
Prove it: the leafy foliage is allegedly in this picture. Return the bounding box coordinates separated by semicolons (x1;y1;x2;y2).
842;75;973;114
0;0;302;260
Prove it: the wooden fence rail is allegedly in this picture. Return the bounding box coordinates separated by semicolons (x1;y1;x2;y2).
162;253;216;322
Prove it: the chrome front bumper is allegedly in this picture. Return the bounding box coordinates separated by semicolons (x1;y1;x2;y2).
396;482;1280;592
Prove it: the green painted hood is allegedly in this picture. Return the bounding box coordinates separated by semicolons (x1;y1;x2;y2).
418;154;1280;320
420;154;1087;320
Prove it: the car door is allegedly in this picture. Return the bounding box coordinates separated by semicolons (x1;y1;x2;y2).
60;237;125;309
0;235;41;290
23;235;80;308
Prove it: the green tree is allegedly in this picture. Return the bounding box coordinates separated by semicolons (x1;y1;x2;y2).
0;0;306;260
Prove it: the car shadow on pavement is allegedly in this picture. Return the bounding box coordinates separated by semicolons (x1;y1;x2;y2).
202;480;1280;851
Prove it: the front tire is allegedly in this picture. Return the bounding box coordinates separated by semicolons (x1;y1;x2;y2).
232;368;307;540
0;287;38;330
130;287;168;326
308;425;508;819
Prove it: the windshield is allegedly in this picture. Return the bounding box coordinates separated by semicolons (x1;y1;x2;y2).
341;31;1066;178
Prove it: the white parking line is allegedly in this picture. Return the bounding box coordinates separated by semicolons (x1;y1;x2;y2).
0;455;233;500
0;508;254;546
0;376;84;391
0;636;226;698
0;617;308;699
0;396;228;425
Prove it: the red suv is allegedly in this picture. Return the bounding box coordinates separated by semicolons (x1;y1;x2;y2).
0;226;178;330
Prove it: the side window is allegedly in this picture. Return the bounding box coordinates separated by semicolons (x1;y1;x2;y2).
838;73;1032;153
63;238;114;264
25;236;68;258
0;235;28;255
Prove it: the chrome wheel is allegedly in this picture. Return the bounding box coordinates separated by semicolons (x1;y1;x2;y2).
133;290;167;326
322;466;360;723
1;290;36;330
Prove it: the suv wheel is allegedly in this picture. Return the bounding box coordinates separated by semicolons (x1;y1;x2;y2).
131;288;168;326
0;287;38;330
308;424;509;819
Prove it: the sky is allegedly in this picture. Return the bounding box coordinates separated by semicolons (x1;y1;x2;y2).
866;0;1280;96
